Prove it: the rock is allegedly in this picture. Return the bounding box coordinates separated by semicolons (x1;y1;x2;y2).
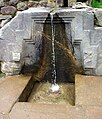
1;6;17;15
1;62;22;75
28;1;39;7
17;2;28;11
72;2;92;9
28;0;47;7
0;0;5;7
39;1;47;7
9;0;19;5
0;15;12;20
94;8;102;26
0;18;11;27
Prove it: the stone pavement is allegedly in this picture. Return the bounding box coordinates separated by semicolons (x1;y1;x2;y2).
9;103;84;119
75;74;102;106
0;74;102;119
0;75;31;113
9;103;102;119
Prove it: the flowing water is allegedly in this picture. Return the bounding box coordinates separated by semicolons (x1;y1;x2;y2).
50;10;60;92
50;13;56;85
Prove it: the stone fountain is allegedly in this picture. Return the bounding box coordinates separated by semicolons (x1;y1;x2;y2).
0;6;102;79
0;0;102;107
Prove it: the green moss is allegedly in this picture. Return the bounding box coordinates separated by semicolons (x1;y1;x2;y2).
0;72;5;78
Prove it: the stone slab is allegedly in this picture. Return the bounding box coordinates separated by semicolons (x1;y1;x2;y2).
0;75;31;113
75;74;102;106
0;77;6;84
86;106;102;119
0;113;10;119
10;102;84;119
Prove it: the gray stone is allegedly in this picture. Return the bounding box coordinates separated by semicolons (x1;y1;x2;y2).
0;8;102;75
91;27;102;44
1;62;22;75
0;0;5;7
28;1;40;7
94;8;102;26
0;15;12;20
1;6;17;15
83;12;94;30
17;2;28;11
0;18;11;27
95;40;102;75
9;0;19;5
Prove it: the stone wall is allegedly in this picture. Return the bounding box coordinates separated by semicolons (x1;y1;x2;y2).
0;0;48;28
0;7;102;76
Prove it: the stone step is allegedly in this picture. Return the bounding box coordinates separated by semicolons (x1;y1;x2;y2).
85;106;102;119
75;74;102;106
0;75;31;113
9;102;84;119
9;102;102;119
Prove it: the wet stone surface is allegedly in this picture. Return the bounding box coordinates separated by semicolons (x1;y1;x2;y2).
28;82;75;105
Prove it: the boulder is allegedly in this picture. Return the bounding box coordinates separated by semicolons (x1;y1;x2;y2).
17;2;28;11
1;6;17;15
0;0;5;7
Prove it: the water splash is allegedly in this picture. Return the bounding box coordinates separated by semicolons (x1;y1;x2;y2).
50;9;60;92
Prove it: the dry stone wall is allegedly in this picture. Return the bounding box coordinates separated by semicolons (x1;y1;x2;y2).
0;0;48;28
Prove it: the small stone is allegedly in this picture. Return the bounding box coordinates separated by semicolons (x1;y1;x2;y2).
72;2;91;8
39;1;47;7
9;0;19;5
0;0;5;7
1;62;22;75
94;8;102;27
17;2;28;11
28;1;39;7
1;6;17;15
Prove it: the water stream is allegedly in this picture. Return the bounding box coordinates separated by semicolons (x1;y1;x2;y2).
50;13;56;85
50;9;60;92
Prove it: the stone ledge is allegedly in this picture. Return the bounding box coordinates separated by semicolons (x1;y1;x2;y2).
8;102;102;119
9;102;84;119
0;75;31;113
85;106;102;119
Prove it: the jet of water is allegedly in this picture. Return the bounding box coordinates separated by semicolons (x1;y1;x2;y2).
50;7;60;93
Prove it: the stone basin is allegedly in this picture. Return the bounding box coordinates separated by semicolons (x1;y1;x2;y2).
28;82;75;106
18;77;75;106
